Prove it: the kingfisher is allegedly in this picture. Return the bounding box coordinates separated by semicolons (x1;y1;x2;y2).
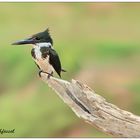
12;28;66;78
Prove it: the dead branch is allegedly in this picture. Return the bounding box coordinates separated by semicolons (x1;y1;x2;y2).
40;72;140;138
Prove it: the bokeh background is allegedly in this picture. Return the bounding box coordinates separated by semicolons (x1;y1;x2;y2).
0;2;140;138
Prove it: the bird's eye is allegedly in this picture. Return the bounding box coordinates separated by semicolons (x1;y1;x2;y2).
35;37;40;40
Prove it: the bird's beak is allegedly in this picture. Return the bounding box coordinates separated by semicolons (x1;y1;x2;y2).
12;37;35;45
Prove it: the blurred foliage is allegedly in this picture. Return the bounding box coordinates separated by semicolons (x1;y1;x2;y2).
0;2;140;138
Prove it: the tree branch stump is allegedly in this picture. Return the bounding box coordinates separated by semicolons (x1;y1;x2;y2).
40;72;140;138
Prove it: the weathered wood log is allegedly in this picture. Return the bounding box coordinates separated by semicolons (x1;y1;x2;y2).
40;72;140;138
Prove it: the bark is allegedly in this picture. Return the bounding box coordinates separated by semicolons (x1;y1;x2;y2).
40;72;140;138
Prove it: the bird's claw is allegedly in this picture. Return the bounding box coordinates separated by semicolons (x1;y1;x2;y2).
39;71;53;79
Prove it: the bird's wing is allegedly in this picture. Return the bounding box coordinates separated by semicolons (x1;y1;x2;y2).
48;48;62;77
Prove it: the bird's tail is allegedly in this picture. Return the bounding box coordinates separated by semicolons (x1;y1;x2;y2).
61;69;67;72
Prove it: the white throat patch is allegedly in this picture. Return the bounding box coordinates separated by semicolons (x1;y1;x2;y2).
36;42;52;48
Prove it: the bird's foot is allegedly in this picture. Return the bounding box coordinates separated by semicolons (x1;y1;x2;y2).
39;70;43;77
39;71;53;79
47;71;53;79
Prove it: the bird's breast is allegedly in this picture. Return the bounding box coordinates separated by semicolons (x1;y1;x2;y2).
34;56;54;73
34;47;42;60
31;46;54;73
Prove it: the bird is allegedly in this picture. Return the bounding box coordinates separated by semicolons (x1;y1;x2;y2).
12;28;66;78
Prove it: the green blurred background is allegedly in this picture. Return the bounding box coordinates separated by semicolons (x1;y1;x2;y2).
0;2;140;138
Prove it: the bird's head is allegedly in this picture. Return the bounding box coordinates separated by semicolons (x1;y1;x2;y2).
12;28;53;47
